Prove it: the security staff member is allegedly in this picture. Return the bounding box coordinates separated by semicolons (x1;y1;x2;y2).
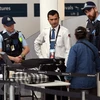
34;10;71;100
82;1;100;55
0;15;30;100
34;10;71;62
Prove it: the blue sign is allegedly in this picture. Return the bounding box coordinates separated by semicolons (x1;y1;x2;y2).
0;4;27;17
65;3;85;16
34;3;40;17
34;3;85;17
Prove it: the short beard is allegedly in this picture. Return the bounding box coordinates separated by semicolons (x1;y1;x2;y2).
88;16;96;21
88;12;96;21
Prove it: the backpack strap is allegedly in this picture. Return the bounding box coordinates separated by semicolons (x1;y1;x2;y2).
80;41;96;60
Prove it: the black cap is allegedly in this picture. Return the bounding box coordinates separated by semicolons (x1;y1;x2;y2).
2;15;16;26
82;1;96;12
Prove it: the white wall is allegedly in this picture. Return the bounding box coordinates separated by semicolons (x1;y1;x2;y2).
63;15;87;46
0;0;99;39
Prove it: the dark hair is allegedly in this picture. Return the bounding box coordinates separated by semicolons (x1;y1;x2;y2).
47;10;59;19
75;26;87;40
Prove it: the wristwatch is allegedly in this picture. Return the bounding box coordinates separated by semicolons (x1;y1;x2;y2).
21;54;25;59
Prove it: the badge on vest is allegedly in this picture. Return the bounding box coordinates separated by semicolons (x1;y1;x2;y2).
11;45;15;51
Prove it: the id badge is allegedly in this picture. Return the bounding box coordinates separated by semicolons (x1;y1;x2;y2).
11;45;15;51
50;49;55;58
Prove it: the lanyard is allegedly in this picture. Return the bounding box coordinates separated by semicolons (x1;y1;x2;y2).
49;25;60;45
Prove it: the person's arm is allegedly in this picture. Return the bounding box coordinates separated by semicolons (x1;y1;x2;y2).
63;28;71;64
34;30;45;58
20;45;30;58
65;46;77;81
0;35;3;59
18;32;30;60
0;48;2;59
7;55;21;63
0;47;18;62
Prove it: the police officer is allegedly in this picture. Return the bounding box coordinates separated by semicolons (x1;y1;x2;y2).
82;1;100;55
0;15;30;100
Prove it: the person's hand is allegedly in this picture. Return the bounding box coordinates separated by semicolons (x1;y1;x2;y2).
14;56;23;63
18;55;23;59
19;54;25;60
65;80;69;83
65;80;70;88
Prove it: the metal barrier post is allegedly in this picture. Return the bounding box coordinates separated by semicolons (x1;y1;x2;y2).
3;64;7;100
9;84;15;100
97;72;100;96
81;90;86;100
